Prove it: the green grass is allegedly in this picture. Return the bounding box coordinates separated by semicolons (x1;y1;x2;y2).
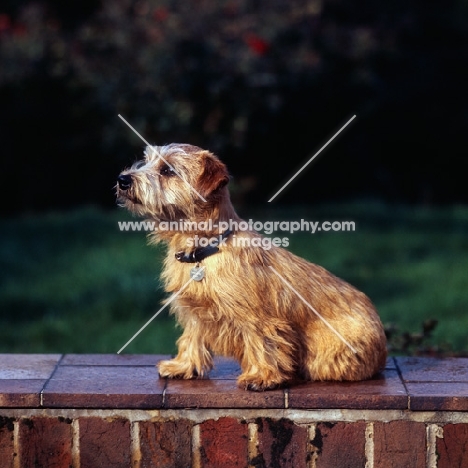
0;207;176;354
1;202;467;355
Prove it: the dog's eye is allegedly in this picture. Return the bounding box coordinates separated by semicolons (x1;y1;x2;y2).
135;161;145;169
160;164;176;176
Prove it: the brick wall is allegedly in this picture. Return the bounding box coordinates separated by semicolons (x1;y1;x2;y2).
1;410;468;467
1;354;468;467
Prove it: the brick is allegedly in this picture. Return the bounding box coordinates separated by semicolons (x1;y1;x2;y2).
256;418;307;468
209;357;242;379
311;422;366;468
165;379;285;409
199;417;248;467
61;354;170;366
0;380;44;407
289;370;407;410
437;423;468;468
385;357;397;369
0;354;61;379
43;365;165;408
79;417;131;468
0;417;15;468
374;421;425;468
19;417;73;468
396;357;468;382
139;420;192;468
406;382;468;411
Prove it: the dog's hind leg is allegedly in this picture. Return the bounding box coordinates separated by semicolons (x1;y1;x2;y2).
236;320;297;391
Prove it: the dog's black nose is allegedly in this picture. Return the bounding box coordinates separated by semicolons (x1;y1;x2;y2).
118;174;132;190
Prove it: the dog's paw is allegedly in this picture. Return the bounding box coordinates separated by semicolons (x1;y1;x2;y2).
157;359;198;380
237;374;282;392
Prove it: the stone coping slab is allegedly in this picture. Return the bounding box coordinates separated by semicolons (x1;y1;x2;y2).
0;354;467;411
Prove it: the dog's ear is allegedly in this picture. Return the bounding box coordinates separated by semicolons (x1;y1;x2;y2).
198;153;230;198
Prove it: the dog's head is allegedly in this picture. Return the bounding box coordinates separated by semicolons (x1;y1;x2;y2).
116;144;229;220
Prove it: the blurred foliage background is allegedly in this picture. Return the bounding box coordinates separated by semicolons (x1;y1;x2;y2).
0;0;467;355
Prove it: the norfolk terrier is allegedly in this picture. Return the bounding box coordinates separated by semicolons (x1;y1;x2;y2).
117;144;387;391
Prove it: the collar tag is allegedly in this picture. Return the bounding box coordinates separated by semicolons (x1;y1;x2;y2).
190;264;205;281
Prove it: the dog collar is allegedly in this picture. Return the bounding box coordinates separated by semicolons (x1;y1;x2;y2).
175;229;233;264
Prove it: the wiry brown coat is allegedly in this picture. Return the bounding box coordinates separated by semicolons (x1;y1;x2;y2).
117;144;387;390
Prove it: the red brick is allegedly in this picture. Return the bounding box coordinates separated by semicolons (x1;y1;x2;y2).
164;379;285;409
255;418;307;468
19;417;73;468
311;422;366;468
139;420;192;468
79;417;131;468
374;421;425;468
199;417;248;467
61;353;171;366
406;382;468;411
289;371;407;410
43;365;165;408
437;423;468;468
0;380;44;407
0;417;15;468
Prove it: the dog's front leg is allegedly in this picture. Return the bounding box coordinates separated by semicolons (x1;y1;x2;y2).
158;319;213;379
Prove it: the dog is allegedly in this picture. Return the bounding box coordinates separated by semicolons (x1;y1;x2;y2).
116;144;387;391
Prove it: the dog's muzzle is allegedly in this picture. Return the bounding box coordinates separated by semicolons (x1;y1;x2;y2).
117;174;132;191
